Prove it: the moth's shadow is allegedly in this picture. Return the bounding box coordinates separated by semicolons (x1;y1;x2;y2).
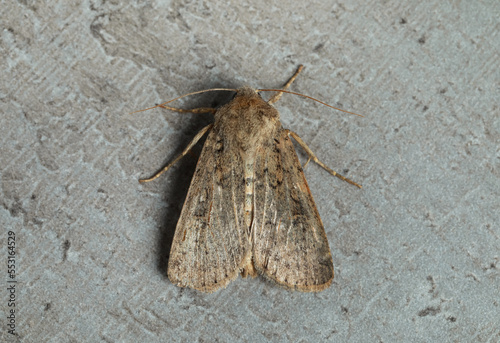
155;87;235;276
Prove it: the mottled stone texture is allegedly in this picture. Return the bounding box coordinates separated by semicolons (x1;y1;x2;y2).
1;1;499;342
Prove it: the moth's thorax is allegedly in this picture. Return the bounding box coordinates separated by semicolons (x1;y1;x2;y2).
214;86;280;155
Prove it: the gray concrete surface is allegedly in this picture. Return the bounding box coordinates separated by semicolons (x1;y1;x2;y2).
1;1;499;342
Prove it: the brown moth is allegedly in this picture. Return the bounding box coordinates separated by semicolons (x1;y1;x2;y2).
138;65;361;292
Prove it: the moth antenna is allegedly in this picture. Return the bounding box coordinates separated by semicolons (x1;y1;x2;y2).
257;89;364;117
130;88;238;114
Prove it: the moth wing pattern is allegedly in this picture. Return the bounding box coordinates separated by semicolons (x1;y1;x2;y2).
167;128;250;292
252;128;334;291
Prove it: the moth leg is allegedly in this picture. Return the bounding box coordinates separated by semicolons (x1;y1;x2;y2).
139;123;213;183
158;105;217;115
268;65;304;104
303;157;312;169
286;130;362;188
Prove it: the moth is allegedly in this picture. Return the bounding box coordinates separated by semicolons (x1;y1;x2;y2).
138;65;361;292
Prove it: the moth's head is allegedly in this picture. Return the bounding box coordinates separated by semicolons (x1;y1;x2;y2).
231;86;266;107
213;86;280;126
230;86;276;112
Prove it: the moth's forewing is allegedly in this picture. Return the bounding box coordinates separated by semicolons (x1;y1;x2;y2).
167;128;251;292
252;129;334;291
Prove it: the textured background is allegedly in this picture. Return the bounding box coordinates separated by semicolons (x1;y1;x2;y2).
1;1;499;342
